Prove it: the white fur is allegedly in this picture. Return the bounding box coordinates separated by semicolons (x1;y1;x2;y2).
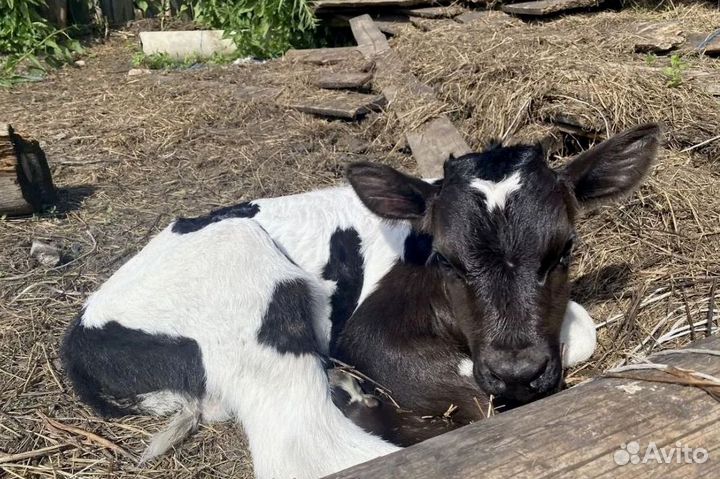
470;171;523;212
560;301;597;367
457;358;474;377
82;219;398;478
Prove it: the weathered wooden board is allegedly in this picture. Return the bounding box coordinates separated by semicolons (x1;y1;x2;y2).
313;0;436;11
632;21;684;53
349;14;471;177
316;72;373;90
334;13;411;36
284;47;363;65
286;92;386;120
406;118;472;177
326;335;720;478
503;0;601;16
400;5;465;18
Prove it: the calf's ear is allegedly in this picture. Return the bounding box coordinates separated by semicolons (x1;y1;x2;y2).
561;124;661;207
347;162;439;220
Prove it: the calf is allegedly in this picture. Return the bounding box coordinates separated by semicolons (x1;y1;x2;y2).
334;124;659;439
60;124;658;476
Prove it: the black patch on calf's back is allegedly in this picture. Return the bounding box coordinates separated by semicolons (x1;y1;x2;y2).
322;228;364;355
61;315;205;417
172;202;260;234
257;279;319;356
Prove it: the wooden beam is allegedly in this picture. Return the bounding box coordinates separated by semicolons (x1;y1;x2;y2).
284;47;363;65
326;335;720;478
286;92;386;120
349;14;471;177
503;0;601;16
316;72;373;90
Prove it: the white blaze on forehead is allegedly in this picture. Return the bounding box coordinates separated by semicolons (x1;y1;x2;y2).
470;171;523;212
458;358;474;377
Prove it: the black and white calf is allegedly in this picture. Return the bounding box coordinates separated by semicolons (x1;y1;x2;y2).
61;124;659;478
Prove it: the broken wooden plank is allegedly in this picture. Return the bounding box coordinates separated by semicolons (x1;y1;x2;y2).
327;334;720;478
400;5;465;18
316;72;373;90
286;92;386;120
502;0;601;16
313;0;435;11
284;47;362;65
350;14;471;177
406;117;472;177
632;21;684;53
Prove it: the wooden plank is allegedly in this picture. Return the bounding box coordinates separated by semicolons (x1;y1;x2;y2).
326;335;720;478
632;21;684;53
350;14;471;177
284;47;363;65
313;0;435;11
400;5;465;18
316;72;373;90
503;0;601;16
684;31;720;55
406;118;472;177
286;92;386;120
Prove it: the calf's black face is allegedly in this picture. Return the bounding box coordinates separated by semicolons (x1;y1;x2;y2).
348;124;660;404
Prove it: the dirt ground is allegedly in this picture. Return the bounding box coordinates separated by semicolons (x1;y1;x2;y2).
1;3;719;478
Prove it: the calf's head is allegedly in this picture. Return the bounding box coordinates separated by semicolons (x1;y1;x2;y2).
348;124;660;404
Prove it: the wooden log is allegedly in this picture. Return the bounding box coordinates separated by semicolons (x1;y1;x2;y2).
286;92;386;120
0;124;57;216
400;5;465;18
326;334;720;478
284;47;363;65
503;0;601;16
316;72;373;90
350;14;471;177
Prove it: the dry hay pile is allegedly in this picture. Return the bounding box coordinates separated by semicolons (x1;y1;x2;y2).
388;4;720;376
